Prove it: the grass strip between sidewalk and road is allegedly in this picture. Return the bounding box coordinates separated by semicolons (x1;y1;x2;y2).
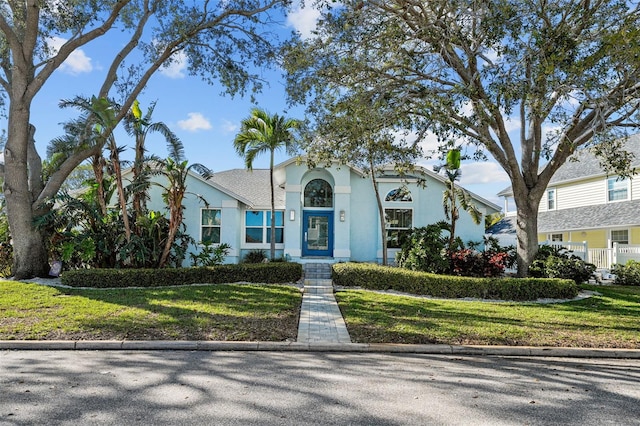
0;281;302;341
334;285;640;348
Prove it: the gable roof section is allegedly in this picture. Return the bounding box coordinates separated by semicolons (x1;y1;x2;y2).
497;133;640;196
208;169;285;209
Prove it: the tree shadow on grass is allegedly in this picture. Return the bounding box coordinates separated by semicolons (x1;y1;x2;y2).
335;288;640;347
16;284;302;341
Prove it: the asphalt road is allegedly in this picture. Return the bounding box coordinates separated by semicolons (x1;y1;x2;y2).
1;351;639;425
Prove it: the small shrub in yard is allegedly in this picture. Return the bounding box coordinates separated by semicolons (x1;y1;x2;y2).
61;262;303;288
449;249;510;278
529;245;596;284
332;262;578;301
190;242;231;267
243;249;267;264
611;260;640;286
396;222;450;274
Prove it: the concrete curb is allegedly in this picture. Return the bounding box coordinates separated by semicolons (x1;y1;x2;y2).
1;340;639;358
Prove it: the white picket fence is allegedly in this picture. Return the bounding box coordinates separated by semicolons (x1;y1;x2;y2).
588;243;640;269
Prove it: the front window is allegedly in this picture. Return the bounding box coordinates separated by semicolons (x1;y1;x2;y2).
547;188;556;210
611;229;629;246
550;233;563;242
201;209;221;244
245;211;284;244
608;177;629;202
385;208;413;249
304;179;333;207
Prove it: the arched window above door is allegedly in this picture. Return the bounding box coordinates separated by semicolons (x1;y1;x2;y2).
304;179;333;207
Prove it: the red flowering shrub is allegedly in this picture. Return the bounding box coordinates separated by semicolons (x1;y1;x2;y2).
450;249;510;278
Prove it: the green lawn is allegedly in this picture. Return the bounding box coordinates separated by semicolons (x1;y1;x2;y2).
3;280;640;348
335;285;640;348
0;281;302;341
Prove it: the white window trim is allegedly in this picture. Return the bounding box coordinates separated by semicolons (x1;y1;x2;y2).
547;188;556;210
548;233;563;242
242;209;285;248
606;176;630;203
609;228;630;247
200;208;222;245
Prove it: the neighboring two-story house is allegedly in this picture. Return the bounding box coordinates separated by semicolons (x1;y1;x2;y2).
145;158;500;265
487;133;640;269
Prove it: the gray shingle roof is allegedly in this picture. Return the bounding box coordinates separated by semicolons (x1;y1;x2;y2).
537;199;640;233
497;133;640;196
487;199;640;236
208;169;285;208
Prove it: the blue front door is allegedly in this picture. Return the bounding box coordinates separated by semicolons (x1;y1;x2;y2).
302;211;334;257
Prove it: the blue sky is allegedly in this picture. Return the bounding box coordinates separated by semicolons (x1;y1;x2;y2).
7;3;511;207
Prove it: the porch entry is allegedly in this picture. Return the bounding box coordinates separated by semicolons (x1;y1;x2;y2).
302;211;334;257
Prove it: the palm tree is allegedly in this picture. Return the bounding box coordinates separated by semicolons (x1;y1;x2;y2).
123;100;181;221
59;96;132;241
437;150;483;251
234;108;300;260
153;133;212;267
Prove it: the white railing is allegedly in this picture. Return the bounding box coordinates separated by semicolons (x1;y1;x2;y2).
587;244;640;269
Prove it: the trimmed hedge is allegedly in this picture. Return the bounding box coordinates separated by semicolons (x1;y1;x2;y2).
332;263;578;302
61;262;303;288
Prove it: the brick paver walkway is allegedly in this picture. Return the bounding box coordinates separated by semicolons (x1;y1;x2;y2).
297;264;351;344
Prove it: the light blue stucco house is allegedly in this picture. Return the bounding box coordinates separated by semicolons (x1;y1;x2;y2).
145;158;501;265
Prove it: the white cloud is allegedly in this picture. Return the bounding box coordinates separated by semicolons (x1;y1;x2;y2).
49;36;93;75
220;119;239;134
160;51;187;79
459;161;509;185
177;113;212;132
286;2;322;39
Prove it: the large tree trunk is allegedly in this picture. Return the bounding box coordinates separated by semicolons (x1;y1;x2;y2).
514;198;540;277
4;104;50;279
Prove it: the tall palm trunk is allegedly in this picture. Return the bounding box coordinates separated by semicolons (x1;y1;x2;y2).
269;150;276;260
108;138;131;242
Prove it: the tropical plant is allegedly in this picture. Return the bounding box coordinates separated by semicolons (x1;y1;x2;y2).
234;108;300;260
434;149;483;252
123;100;181;221
154;156;212;268
243;249;267;264
190;242;232;267
58;95;133;241
611;260;640;286
529;245;596;284
396;222;451;274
